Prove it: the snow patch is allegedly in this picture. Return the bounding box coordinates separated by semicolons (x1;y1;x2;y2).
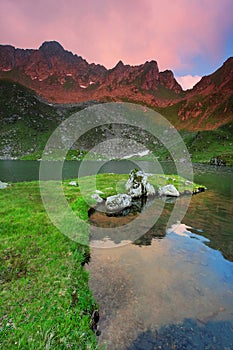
123;149;150;159
2;68;12;72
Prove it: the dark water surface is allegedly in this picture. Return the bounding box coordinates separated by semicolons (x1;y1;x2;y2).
87;164;233;350
0;159;189;182
0;159;145;182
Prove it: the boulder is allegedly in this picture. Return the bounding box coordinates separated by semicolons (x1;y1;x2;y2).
126;169;155;198
146;182;156;196
0;181;8;189
158;184;180;197
105;194;132;212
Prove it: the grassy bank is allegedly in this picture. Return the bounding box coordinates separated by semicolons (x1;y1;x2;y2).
0;181;99;350
0;174;204;349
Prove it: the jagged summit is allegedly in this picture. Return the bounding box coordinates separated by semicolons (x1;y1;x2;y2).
0;41;232;129
0;41;185;104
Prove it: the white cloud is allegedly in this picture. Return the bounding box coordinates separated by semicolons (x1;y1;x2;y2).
175;75;202;90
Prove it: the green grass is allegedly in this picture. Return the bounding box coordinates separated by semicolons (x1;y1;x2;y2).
77;173;204;200
0;181;99;349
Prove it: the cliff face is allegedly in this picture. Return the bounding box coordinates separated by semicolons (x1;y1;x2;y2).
0;41;232;129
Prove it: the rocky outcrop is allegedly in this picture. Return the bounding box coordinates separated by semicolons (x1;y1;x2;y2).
125;169;155;198
159;70;182;94
0;41;183;105
0;41;232;129
103;170;155;213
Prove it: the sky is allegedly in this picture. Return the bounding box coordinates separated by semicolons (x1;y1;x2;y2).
0;0;232;89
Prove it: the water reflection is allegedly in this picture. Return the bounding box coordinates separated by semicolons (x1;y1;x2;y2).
87;166;233;349
87;226;233;350
90;174;233;261
127;319;233;350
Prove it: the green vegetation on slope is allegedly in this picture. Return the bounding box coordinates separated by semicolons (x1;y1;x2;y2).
0;80;92;159
181;122;233;165
0;79;232;164
0;79;62;158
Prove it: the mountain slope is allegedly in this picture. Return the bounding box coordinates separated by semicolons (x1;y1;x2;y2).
0;41;232;131
175;57;233;130
0;79;106;159
0;79;232;164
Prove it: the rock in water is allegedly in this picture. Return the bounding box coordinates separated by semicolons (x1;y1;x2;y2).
146;182;156;196
0;181;8;189
125;169;155;198
105;194;132;212
158;184;180;197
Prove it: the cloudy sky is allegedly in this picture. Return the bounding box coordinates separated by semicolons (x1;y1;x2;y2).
0;0;232;89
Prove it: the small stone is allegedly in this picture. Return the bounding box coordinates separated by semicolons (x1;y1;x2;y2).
69;181;77;186
0;181;8;189
95;190;104;194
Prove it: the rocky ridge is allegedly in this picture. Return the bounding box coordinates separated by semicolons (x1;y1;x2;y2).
0;41;183;106
0;41;232;131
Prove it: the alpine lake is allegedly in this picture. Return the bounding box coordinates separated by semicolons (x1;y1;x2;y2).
1;160;233;350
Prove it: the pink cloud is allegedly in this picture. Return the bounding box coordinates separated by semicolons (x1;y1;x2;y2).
175;75;202;90
0;0;232;73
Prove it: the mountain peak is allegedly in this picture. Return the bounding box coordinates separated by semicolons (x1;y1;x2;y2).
114;60;125;69
39;41;65;54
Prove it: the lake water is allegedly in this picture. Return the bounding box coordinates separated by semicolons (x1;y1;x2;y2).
1;160;233;349
0;159;184;182
87;164;233;350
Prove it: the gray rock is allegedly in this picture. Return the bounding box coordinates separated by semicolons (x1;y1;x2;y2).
145;182;156;196
105;194;132;212
0;181;8;189
126;169;155;198
158;184;180;197
95;190;104;194
91;193;103;203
